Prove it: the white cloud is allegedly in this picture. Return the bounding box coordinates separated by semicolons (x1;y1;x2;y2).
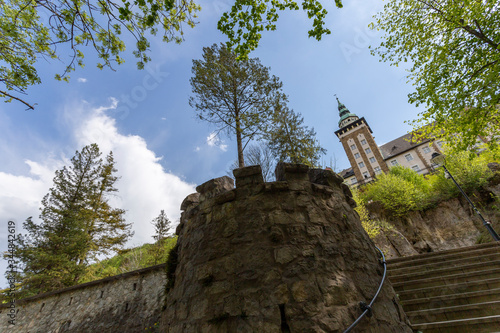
0;99;196;253
70;100;196;246
77;77;88;83
195;146;201;152
206;131;228;152
161;117;167;120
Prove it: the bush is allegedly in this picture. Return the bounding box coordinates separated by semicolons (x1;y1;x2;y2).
358;148;497;217
360;172;427;216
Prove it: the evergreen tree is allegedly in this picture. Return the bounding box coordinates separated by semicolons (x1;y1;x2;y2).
189;43;285;168
264;97;326;166
10;144;133;297
151;210;172;242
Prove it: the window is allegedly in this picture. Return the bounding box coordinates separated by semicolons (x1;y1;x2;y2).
369;157;376;163
351;178;357;184
374;166;382;174
354;153;360;159
360;139;367;145
363;171;369;179
423;146;431;154
350;144;357;151
359;162;365;168
405;153;413;161
412;165;420;172
391;160;398;166
365;148;372;154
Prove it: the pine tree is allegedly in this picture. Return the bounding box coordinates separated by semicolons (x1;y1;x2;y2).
264;97;326;167
10;144;133;297
189;43;285;168
151;210;171;242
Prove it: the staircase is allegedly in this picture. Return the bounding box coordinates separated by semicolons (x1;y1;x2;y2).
387;242;500;333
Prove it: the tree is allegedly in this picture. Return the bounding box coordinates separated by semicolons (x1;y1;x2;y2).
371;0;500;152
227;142;276;181
264;96;326;166
151;210;172;242
9;143;133;297
189;43;285;167
217;0;344;59
1;0;200;109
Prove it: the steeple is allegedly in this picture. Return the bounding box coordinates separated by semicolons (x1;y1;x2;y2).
336;96;359;128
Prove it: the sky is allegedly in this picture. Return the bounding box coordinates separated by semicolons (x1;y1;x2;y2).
0;0;427;287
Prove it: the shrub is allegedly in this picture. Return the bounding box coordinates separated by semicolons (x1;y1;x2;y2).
360;172;427;216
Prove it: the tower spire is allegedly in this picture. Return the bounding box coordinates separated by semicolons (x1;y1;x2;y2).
335;96;358;128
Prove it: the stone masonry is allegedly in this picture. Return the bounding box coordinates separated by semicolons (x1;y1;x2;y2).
161;163;412;332
0;264;166;333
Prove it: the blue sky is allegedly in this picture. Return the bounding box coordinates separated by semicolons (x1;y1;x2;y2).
0;0;426;287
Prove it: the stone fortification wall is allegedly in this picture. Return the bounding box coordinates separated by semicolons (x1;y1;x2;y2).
161;164;412;332
0;263;166;333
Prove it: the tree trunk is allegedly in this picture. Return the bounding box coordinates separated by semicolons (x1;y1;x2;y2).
236;116;245;168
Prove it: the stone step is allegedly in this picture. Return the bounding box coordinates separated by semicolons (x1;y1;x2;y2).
391;267;500;291
401;288;500;312
407;300;500;324
396;277;500;301
388;252;500;278
387;242;500;269
411;315;500;333
390;260;500;283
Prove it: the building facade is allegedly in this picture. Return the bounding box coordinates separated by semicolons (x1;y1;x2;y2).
334;98;446;186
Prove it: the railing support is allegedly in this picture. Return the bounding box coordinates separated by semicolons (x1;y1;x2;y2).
343;247;387;333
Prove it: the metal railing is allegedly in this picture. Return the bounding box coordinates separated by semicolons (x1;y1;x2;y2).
343;246;387;333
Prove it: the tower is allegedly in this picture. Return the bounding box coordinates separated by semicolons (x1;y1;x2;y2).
334;98;389;184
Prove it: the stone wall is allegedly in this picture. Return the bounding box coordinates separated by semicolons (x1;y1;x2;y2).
0;263;166;333
161;164;412;332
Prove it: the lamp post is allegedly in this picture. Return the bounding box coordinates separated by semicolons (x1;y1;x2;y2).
430;152;500;242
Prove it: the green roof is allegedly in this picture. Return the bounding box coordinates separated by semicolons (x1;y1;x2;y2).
336;98;358;127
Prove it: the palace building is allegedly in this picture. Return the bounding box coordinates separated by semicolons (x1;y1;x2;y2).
334;98;445;186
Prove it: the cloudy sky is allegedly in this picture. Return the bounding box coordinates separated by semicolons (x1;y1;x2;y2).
0;0;426;287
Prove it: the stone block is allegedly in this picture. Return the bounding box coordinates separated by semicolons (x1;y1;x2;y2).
196;176;234;202
275;162;309;182
180;192;200;211
308;168;344;187
233;165;264;188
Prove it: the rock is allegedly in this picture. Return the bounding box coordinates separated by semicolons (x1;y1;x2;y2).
308;168;344;187
180;193;200;211
196;176;234;202
488;162;500;172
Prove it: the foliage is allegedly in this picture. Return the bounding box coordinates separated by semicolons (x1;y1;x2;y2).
164;242;179;294
371;0;500;153
217;0;343;59
351;189;380;239
151;210;172;242
263;96;326;166
430;150;493;200
359;149;498;216
189;43;285;167
8;144;133;298
361;171;426;217
1;0;200;109
79;237;177;283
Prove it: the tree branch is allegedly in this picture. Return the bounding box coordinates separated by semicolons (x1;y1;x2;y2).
0;90;35;110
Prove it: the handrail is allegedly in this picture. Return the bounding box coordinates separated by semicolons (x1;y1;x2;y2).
343;246;387;333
